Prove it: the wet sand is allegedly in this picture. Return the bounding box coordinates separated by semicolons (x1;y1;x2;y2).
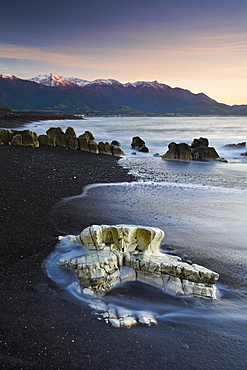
0;144;246;369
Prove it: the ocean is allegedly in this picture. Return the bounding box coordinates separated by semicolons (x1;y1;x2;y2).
25;116;247;335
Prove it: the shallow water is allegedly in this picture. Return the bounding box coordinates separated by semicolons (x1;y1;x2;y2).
47;179;247;334
25;116;247;162
41;116;247;334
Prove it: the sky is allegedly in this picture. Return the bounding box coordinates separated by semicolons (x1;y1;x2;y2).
1;0;246;105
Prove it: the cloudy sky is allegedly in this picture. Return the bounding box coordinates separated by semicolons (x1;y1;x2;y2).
1;0;246;104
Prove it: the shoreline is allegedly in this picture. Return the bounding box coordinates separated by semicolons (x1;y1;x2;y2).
1;144;246;369
0;111;83;129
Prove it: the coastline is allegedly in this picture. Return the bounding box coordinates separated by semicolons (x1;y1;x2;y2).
0;111;83;129
1;144;247;369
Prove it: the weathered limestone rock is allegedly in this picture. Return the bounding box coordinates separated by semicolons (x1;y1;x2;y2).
79;130;94;141
131;136;149;152
21;130;39;148
65;126;76;137
111;140;121;147
78;136;90;152
10;130;39;147
39;134;56;146
98;141;112;155
0;128;13;144
88;140;99;154
58;224;219;299
192;145;219;160
46;127;66;147
11;133;22;146
162;142;192;160
162;137;220;161
112;145;125;157
67;136;79;150
64;127;79;150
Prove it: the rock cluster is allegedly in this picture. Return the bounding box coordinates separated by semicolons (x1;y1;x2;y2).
0;127;125;157
58;224;219;299
162;137;221;161
224;141;246;149
131;136;149;152
0;128;39;148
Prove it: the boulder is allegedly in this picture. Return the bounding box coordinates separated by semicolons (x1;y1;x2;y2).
67;136;79;150
38;134;56;146
65;126;76;137
11;134;22;146
46;127;66;147
78;137;90;152
162;137;220;161
241;151;247;156
59;224;219;298
10;130;39;148
21;130;39;148
131;136;149;152
191;137;209;148
224;142;246;149
162;142;192;160
112;145;125;157
79;131;94;141
111;140;121;147
88;140;99;154
0;128;13;144
191;145;219;160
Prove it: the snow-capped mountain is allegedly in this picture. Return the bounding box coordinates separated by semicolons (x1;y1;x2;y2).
29;73;78;88
2;72;236;114
0;73;19;80
28;73;216;104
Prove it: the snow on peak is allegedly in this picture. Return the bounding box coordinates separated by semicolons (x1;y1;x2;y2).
0;73;18;80
84;78;123;87
29;73;78;87
67;77;89;86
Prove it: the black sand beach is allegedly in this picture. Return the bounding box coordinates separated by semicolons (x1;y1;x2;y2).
0;112;83;129
1;139;247;368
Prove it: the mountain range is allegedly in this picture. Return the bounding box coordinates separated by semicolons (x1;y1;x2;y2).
0;73;246;115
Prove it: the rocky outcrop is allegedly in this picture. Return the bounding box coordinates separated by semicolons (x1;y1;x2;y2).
162;137;221;161
131;136;149;152
162;142;192;160
224;142;246;149
0;128;39;148
0;126;125;157
58;224;219;299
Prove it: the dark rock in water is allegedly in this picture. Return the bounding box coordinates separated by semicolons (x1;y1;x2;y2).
241;151;247;156
131;136;149;152
162;142;192;160
111;140;121;147
191;145;219;160
224;142;246;149
162;137;220;161
191;137;209;148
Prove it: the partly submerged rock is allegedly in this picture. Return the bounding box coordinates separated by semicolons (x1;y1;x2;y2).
224;142;246;149
58;224;219;299
162;137;220;161
131;136;149;153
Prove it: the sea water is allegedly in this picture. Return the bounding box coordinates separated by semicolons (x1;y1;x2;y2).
30;116;247;335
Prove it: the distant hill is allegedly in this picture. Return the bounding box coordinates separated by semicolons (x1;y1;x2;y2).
0;73;246;115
